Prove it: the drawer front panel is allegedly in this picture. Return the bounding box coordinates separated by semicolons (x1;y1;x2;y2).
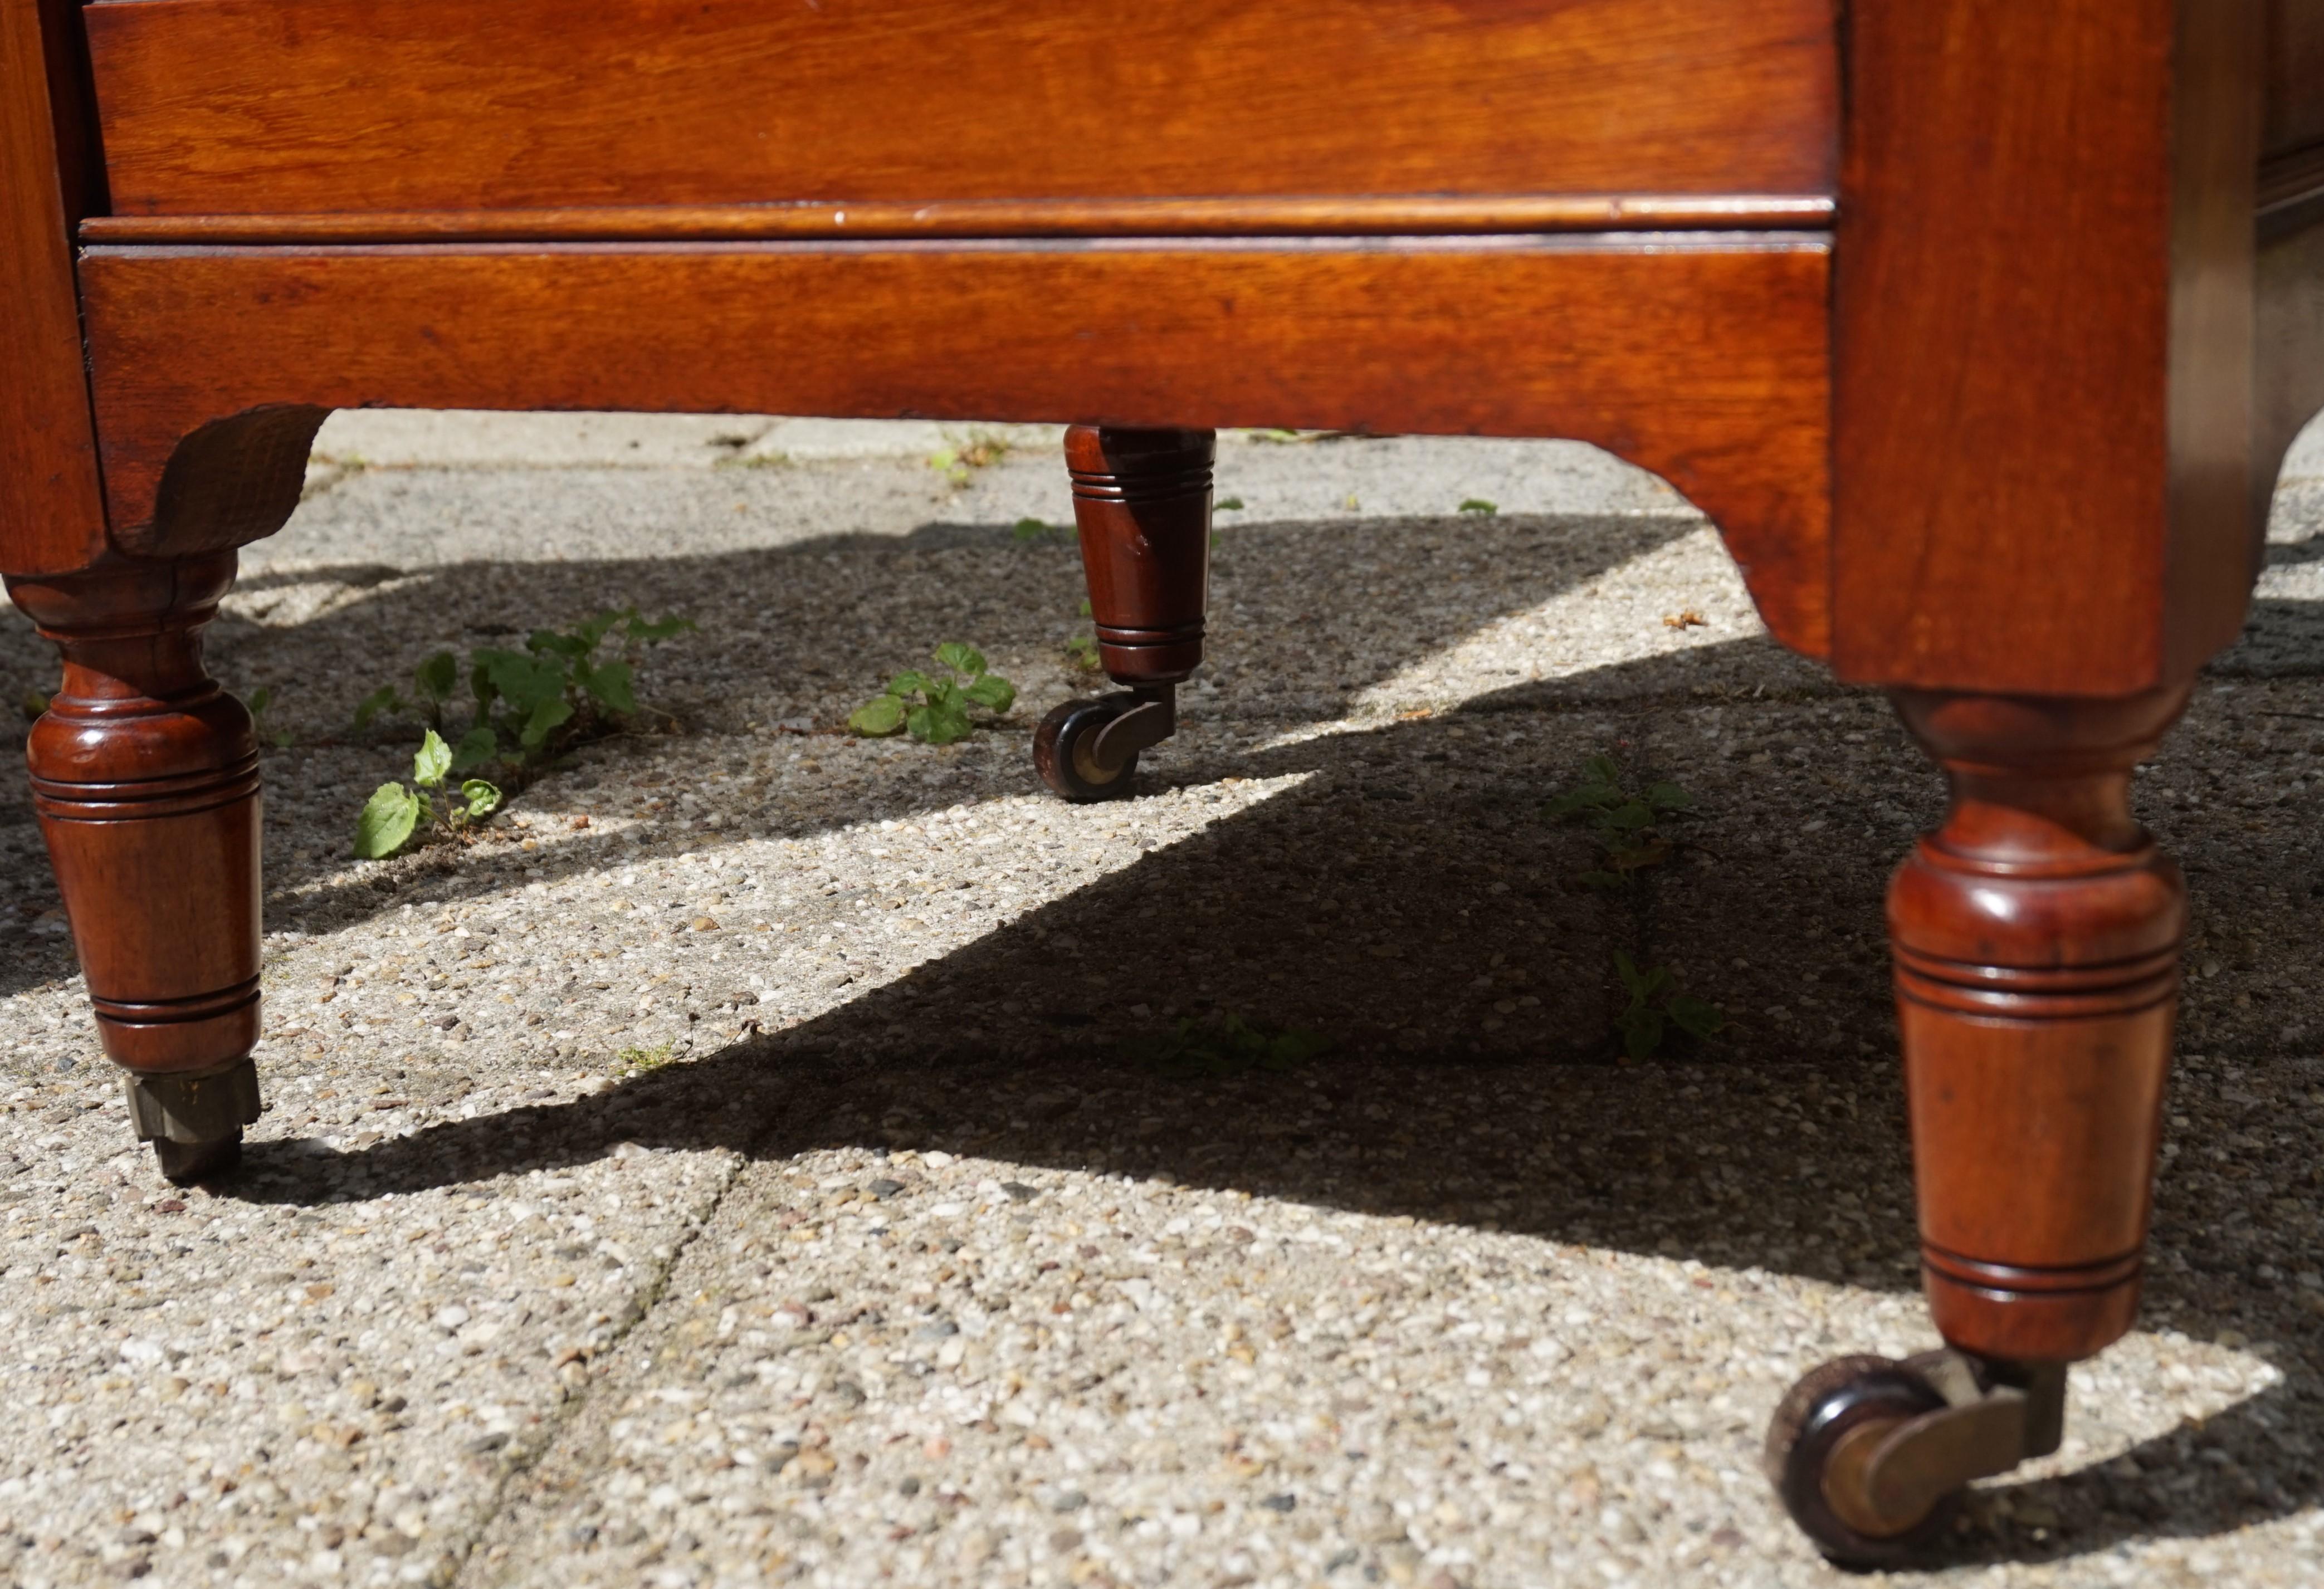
85;0;1837;216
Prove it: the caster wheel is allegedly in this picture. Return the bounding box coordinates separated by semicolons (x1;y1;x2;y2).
153;1131;242;1186
1034;697;1139;802
1765;1355;1960;1568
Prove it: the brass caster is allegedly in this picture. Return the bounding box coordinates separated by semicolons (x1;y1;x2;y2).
1033;687;1174;802
1765;1350;2064;1567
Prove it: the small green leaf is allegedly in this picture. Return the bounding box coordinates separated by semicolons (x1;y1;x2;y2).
247;686;274;716
934;642;987;678
20;690;50;721
908;700;974;746
1215;497;1245;511
414;651;458;702
412;729;453;787
1666;994;1726;1040
521;695;574;749
526;628;591;659
924;677;961;709
1264;1028;1334;1068
928;447;958;473
1646;781;1695;812
1616;1003;1665;1062
460;779;502;818
963;673;1016;713
1458;498;1498;515
352;685;402;730
622;613;695;645
574;609;629;651
1602;801;1657;833
579;658;638;716
1544;785;1620;816
848;695;907;736
448;725;500;772
352;782;422;859
1582;754;1621;784
885;669;934;700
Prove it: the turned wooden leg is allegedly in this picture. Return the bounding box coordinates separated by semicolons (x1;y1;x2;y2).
1888;688;2186;1363
1032;426;1215;802
1766;687;2188;1566
6;552;263;1182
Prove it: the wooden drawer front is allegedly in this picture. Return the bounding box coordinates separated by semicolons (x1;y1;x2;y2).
85;0;1837;217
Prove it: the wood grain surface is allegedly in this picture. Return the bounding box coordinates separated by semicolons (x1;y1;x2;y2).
82;0;1837;216
79;194;1839;247
1;0;109;577
76;237;1836;654
8;551;265;1077
1832;0;2260;696
1888;688;2190;1363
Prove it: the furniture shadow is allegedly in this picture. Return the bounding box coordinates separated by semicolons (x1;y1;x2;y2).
202;647;2322;1567
226;510;1737;942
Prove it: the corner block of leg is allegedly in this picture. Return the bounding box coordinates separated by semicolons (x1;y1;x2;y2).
1887;687;2190;1363
7;553;264;1101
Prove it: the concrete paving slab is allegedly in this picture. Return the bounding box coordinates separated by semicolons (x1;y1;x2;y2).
0;416;2320;1588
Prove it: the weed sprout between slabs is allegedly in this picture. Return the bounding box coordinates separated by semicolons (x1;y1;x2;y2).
848;642;1018;746
349;605;694;858
1545;753;1727;1060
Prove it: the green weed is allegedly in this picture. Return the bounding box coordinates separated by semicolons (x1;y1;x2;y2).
352;729;504;859
1216;497;1246;512
930;434;1010;485
1545;754;1696;887
353;606;694;773
1013;517;1076;545
848;642;1018;745
247;686;294;748
1612;951;1726;1062
1138;1012;1333;1080
1459;498;1498;516
615;1041;677;1077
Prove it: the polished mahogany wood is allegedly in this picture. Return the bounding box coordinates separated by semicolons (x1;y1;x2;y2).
78;194;1838;248
1832;0;2262;695
73;237;1837;653
0;0;109;577
82;0;1837;217
1888;690;2190;1365
1065;427;1215;686
7;551;263;1077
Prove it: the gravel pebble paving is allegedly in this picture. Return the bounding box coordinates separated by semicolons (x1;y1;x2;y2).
0;417;2320;1587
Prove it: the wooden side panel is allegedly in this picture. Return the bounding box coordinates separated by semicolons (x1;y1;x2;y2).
2267;0;2324;158
76;237;1836;654
2256;216;2324;532
83;0;1838;216
0;0;109;578
1832;1;2260;695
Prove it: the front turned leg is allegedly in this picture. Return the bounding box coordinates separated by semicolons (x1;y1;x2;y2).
1768;689;2188;1566
1033;426;1214;802
7;553;263;1183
